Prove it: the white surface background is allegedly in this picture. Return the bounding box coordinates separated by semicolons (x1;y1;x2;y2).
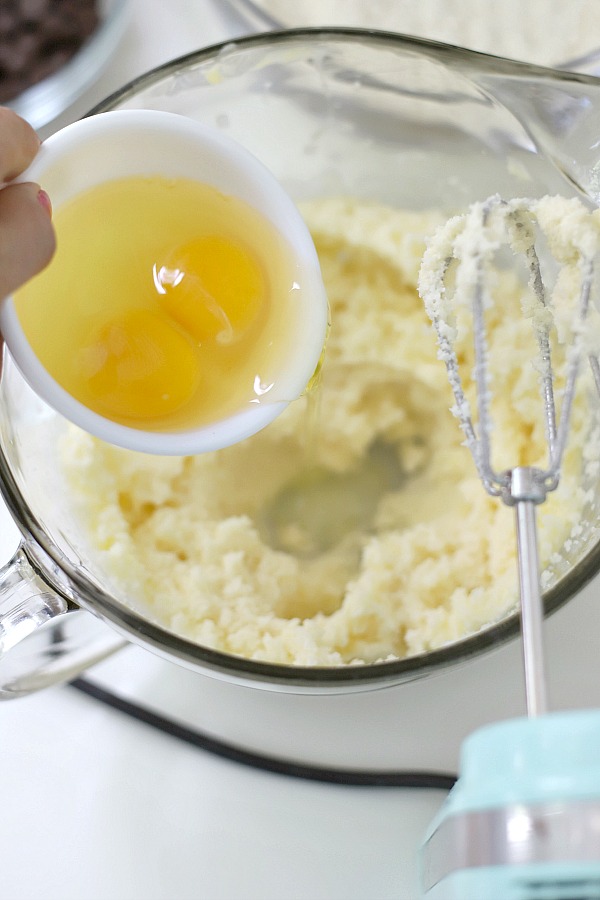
2;3;600;899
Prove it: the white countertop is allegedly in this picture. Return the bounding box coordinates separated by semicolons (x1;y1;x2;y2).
3;4;600;899
0;652;442;900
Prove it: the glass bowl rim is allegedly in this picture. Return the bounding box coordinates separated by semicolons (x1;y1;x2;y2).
88;23;600;121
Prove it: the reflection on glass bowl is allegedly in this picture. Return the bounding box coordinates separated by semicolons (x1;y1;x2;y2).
5;0;130;130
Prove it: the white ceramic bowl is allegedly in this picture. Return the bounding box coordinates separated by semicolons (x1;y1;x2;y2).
0;108;328;455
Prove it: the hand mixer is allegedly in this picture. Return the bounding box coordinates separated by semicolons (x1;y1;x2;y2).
418;195;600;899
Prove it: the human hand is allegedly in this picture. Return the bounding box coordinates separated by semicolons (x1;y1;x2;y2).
0;107;55;302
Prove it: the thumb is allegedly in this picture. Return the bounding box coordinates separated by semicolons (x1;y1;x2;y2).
0;181;55;300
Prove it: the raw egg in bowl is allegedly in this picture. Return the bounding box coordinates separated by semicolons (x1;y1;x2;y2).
1;109;329;455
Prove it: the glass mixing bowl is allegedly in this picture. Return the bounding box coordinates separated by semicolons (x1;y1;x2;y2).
2;28;600;698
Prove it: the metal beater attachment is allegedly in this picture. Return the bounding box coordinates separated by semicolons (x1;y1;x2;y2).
418;194;599;716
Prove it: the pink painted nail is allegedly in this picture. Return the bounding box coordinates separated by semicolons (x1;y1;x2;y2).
37;188;52;218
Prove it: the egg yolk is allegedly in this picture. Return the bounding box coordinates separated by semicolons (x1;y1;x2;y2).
12;175;300;433
154;235;267;344
78;309;201;420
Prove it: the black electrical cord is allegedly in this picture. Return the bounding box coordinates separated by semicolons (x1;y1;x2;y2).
70;676;457;791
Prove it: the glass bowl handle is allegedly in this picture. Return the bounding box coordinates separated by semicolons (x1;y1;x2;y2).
0;544;126;698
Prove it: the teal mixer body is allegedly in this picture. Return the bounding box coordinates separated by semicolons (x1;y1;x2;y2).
421;710;600;899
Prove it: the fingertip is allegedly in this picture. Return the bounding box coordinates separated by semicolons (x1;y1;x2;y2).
0;107;42;182
0;181;56;299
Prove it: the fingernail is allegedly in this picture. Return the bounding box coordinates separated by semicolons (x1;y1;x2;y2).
37;188;52;218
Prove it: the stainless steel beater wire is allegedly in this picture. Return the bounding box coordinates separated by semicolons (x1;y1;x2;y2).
474;205;593;490
473;199;512;495
429;257;494;492
547;256;593;484
491;204;556;480
590;353;600;396
523;238;557;461
472;269;496;491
